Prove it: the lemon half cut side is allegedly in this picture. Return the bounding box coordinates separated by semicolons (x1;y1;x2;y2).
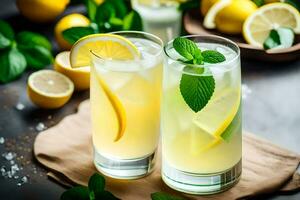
70;34;140;142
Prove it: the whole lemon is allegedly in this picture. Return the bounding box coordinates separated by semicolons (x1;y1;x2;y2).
55;13;90;50
201;0;219;16
17;0;70;23
215;0;257;34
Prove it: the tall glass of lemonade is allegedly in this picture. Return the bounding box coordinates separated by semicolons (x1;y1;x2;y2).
162;35;242;194
90;32;163;179
131;0;182;43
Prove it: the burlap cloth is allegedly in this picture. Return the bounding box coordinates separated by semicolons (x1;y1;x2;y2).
33;100;300;199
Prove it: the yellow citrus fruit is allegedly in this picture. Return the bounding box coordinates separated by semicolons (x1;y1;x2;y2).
70;34;140;141
54;51;90;91
55;13;90;50
201;0;219;16
215;0;257;34
27;70;74;109
17;0;69;23
243;3;300;47
203;0;231;29
95;0;104;4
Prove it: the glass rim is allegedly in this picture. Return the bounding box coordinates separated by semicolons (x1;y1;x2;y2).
91;31;164;62
163;34;240;69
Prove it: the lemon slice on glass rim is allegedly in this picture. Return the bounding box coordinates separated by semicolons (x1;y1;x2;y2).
70;34;140;142
243;3;300;47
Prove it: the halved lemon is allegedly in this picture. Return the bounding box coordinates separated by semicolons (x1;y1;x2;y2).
27;70;74;109
203;0;231;29
70;34;140;142
54;51;90;91
192;88;241;153
243;3;300;47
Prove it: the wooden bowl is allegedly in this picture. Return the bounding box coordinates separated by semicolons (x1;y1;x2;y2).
184;10;300;62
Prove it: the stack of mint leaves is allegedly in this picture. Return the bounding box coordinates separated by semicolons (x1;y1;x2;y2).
172;37;226;113
0;20;53;83
61;173;187;200
63;0;142;45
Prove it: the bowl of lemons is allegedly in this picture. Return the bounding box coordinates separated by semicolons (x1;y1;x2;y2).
184;0;300;62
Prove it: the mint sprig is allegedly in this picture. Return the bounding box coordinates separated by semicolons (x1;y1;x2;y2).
63;0;143;45
0;20;53;83
173;37;226;113
61;173;120;200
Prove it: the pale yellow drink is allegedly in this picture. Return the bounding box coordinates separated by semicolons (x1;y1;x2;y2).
90;32;163;179
162;36;242;194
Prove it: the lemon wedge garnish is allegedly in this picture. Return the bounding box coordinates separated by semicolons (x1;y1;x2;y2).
54;51;90;91
27;70;74;109
70;34;140;142
192;88;241;153
243;3;300;47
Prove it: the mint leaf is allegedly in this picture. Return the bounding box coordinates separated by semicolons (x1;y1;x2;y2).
221;105;241;142
123;10;143;31
151;192;186;200
0;20;14;41
18;45;53;69
263;29;281;49
202;50;226;63
62;26;95;44
252;0;264;7
60;186;89;200
0;33;11;49
264;28;294;50
179;0;200;11
88;173;105;197
110;0;128;18
86;0;98;22
173;37;201;61
0;47;26;83
95;191;120;200
16;31;52;51
180;66;215;113
95;1;116;30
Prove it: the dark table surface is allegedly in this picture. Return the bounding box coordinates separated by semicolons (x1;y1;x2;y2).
0;1;300;200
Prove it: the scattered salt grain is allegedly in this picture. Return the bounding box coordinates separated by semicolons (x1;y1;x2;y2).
15;103;25;111
2;152;16;161
35;122;47;132
0;137;4;144
242;84;252;100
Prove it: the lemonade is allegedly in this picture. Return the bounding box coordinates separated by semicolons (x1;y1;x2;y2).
162;36;242;194
90;32;163;179
131;0;182;43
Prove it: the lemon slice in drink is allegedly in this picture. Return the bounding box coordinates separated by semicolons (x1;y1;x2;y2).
70;34;140;142
192;88;241;153
243;3;300;47
27;70;74;109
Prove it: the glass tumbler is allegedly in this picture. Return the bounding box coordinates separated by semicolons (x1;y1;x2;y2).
161;35;242;194
91;31;163;179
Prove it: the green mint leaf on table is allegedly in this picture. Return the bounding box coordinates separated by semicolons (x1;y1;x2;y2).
95;1;116;30
123;10;143;31
0;33;11;49
16;31;52;51
263;28;294;50
110;0;128;18
180;66;215;112
88;173;105;198
173;37;201;61
0;20;14;41
151;192;186;200
86;0;98;22
62;26;95;44
18;45;53;70
61;186;90;200
202;50;226;63
0;47;26;83
252;0;264;7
